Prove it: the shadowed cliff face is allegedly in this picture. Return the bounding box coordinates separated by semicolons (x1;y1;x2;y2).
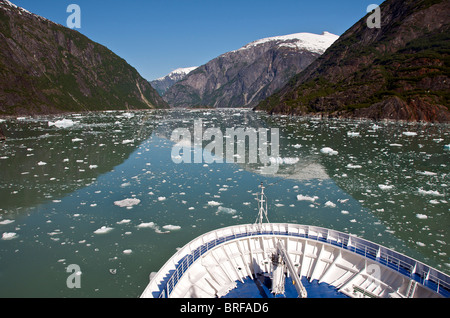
257;0;450;123
0;1;168;115
163;33;338;108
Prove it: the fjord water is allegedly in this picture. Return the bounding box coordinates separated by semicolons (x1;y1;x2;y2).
0;109;448;297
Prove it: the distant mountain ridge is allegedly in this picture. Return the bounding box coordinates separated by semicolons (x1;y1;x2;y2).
150;67;198;96
0;0;168;115
163;31;339;108
256;0;450;123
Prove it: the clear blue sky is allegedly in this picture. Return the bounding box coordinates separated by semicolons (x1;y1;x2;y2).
14;0;382;81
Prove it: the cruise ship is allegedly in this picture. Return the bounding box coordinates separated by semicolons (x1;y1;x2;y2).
141;183;450;298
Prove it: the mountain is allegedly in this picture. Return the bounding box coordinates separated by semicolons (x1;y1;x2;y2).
163;32;339;108
150;67;198;96
0;0;168;115
256;0;450;123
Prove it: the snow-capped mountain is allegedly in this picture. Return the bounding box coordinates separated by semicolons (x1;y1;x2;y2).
163;31;339;108
150;67;198;96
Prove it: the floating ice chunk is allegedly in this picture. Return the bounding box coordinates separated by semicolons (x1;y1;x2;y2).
37;161;47;166
320;147;338;155
117;219;131;224
403;132;417;136
378;184;394;190
347;132;360;137
208;201;222;206
157;196;166;201
122;139;134;144
418;188;444;196
217;206;237;214
324;201;336;208
346;164;362;169
341;210;349;215
297;194;318;202
123;249;133;254
89;165;98;169
416;242;426;247
137;222;156;228
389;144;402;147
48;119;76;128
0;220;14;225
122;112;134;118
72;138;83;142
350;219;357;223
2;232;17;240
94;226;113;234
114;198;141;207
417;171;437;176
416;214;428;219
162;225;181;231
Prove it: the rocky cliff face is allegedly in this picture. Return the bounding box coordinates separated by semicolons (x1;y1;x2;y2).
163;32;338;108
0;0;168;115
256;0;450;123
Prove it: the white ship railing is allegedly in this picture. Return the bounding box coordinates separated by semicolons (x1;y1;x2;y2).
142;223;450;298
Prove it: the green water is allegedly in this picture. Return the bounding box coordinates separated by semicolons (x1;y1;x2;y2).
0;109;448;297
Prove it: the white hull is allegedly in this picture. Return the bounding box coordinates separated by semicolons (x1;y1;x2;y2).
141;223;449;298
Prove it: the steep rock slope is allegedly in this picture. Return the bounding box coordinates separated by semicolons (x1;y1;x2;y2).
256;0;450;123
164;32;338;108
0;0;168;115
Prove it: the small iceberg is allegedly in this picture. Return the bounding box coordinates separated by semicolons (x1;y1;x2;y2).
94;226;113;234
137;222;156;229
48;119;76;128
297;194;318;202
320;147;338;156
2;232;17;240
114;198;141;208
217;206;237;214
324;201;336;208
162;225;181;231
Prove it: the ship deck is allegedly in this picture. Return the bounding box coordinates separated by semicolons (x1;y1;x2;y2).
141;223;450;298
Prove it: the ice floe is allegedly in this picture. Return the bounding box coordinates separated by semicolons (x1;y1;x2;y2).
0;220;14;225
417;188;444;197
48;119;77;128
320;147;338;155
93;226;113;234
1;232;17;240
297;194;318;202
217;206;237;214
162;225;181;231
137;222;156;228
324;201;336;208
114;198;141;208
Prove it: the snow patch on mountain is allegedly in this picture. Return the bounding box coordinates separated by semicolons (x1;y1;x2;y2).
237;31;339;54
154;67;198;82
